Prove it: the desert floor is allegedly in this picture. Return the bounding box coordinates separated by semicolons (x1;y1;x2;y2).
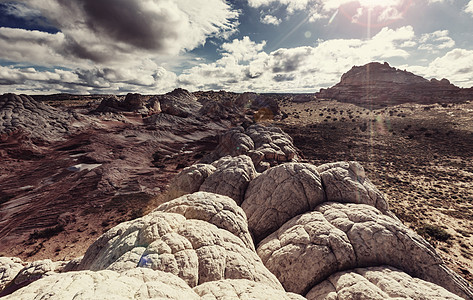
276;99;473;283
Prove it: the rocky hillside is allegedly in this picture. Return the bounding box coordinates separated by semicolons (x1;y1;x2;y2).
316;62;473;107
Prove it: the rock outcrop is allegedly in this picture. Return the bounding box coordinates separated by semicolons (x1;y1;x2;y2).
316;62;473;107
2;268;200;300
200;155;257;205
257;202;473;298
0;257;25;293
194;279;305;300
210;124;300;172
158;88;202;118
156;192;255;251
307;266;463;300
242;163;325;243
317;161;389;213
95;93;159;114
78;196;282;290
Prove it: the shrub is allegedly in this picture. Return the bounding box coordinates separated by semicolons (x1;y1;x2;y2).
417;224;451;242
30;224;65;240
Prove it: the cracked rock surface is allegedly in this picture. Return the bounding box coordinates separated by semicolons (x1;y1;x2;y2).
211;124;299;172
317;161;389;212
2;268;200;300
165;164;217;201
156;192;255;251
194;279;305;300
257;202;473;298
307;266;463;300
0;257;25;292
242;163;325;243
78;206;282;289
200;155;257;205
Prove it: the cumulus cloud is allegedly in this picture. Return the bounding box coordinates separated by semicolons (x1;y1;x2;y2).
418;30;455;52
261;15;282;25
178;26;418;92
406;49;473;88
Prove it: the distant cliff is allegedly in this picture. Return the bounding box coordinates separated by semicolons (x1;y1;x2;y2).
316;62;473;107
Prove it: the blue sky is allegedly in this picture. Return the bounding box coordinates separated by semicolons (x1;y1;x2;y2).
0;0;472;94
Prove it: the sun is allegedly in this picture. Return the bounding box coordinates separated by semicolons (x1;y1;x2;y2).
357;0;401;9
338;0;412;28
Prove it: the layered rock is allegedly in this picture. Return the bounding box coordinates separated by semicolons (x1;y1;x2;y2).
316;62;473;107
0;93;71;141
95;93;159;114
158;88;202;118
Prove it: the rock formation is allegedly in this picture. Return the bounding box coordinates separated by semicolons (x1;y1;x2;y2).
242;163;325;243
1;93;473;299
210;124;300;172
95;93;160;115
316;62;473;107
307;266;464;300
0;93;72;141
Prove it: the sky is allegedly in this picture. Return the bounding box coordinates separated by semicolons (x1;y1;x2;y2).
0;0;472;94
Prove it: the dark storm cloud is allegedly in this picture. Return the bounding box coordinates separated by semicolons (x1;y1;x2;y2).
79;0;172;51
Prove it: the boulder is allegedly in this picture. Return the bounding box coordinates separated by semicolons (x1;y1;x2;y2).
307;266;463;300
0;259;67;297
159;88;202;118
2;268;200;299
194;279;306;300
95;95;122;113
316;161;389;212
200;155;257;205
122;93;148;113
156;192;255;251
242;163;325;243
257;202;473;298
246;125;299;167
165;164;216;201
78;209;282;289
0;257;25;293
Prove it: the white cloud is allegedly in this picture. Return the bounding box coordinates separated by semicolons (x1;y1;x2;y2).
0;0;238;94
466;1;473;16
418;30;455;53
177;27;417;92
405;49;473;87
261;14;282;25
